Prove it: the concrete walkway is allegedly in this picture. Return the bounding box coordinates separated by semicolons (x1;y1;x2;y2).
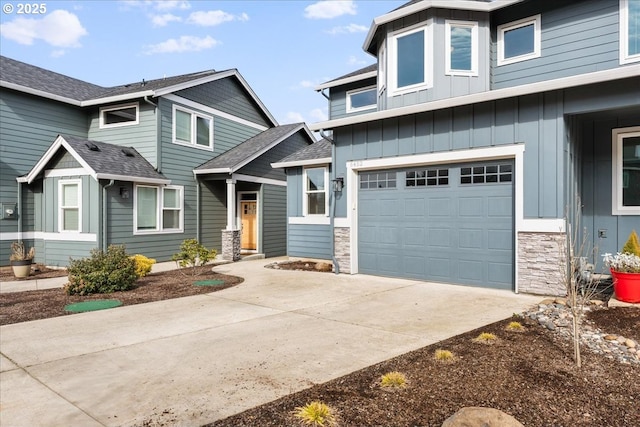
1;258;542;427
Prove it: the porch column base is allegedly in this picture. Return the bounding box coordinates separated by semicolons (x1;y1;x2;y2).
518;231;567;296
334;227;351;274
221;229;241;261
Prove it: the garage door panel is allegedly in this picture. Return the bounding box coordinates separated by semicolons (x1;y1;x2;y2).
359;226;377;243
404;256;426;275
459;228;483;249
488;262;513;288
488;229;513;250
458;197;484;217
428;228;451;247
428;198;452;216
403;227;426;246
404;198;425;216
488;196;512;217
427;257;452;279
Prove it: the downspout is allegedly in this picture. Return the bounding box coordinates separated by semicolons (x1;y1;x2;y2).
318;89;330;101
103;180;115;251
320;129;340;275
195;174;201;242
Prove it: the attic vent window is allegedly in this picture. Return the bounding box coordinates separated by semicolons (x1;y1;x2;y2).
121;148;135;157
100;102;139;129
85;142;100;151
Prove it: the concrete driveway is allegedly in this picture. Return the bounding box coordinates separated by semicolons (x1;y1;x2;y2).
1;258;541;426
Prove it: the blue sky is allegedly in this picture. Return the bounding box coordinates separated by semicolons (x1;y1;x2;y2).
0;0;405;126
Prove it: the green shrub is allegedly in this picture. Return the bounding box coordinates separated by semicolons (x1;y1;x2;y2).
65;245;137;295
171;239;217;276
292;401;337;427
131;254;155;278
621;230;640;257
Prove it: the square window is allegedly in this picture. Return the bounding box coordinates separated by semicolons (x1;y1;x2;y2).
445;20;478;75
621;0;640;64
497;15;541;66
613;127;640;214
135;185;183;233
173;105;213;150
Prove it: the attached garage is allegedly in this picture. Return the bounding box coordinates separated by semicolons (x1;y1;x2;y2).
357;161;514;289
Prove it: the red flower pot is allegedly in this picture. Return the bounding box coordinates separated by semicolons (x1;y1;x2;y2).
610;270;640;303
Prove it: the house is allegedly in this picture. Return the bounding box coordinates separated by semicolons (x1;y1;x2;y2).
275;0;640;295
0;55;316;267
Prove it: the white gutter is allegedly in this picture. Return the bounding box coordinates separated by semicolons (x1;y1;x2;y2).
95;174;170;185
1;81;82;106
315;71;377;91
271;157;332;169
310;65;640;131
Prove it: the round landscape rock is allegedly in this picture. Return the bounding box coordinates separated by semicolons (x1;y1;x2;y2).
441;407;524;427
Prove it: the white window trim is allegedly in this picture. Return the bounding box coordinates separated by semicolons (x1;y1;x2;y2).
388;21;433;96
445;20;479;76
346;85;377;113
620;0;640;64
172;104;214;151
99;102;139;129
302;167;329;217
58;179;82;233
497;14;541;66
612;126;640;215
378;39;386;94
134;184;184;234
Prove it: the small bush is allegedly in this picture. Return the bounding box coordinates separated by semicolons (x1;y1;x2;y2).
473;332;498;344
131;254;155;278
292;401;337;427
506;321;524;331
434;349;455;363
621;230;640;257
380;371;407;389
171;239;217;276
65;245;137;295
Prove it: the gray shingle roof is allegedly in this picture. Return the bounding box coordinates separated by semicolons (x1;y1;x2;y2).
63;136;168;182
320;64;377;87
275;139;332;165
195;123;307;172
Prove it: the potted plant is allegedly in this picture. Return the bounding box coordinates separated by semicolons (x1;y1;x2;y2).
603;230;640;303
9;241;35;278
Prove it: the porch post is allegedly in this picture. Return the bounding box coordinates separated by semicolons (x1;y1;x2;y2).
222;178;241;261
226;178;236;230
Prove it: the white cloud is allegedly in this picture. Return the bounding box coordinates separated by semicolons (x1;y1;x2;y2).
304;1;356;19
309;108;328;122
347;55;367;66
151;13;182;26
144;35;219;54
326;23;368;35
120;1;190;11
0;10;87;47
51;49;66;58
284;112;305;124
187;10;249;26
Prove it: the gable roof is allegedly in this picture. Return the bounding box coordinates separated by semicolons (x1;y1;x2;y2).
315;64;377;91
0;56;278;126
19;135;170;185
271;139;332;168
194;123;315;175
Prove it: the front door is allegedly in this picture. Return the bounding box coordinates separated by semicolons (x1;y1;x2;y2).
241;201;257;250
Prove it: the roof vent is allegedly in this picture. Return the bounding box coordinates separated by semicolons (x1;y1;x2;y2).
121;148;135;157
85;142;100;151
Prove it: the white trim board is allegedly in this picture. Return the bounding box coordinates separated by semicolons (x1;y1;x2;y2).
271;157;332;169
232;173;287;187
0;231;97;242
315;70;377;91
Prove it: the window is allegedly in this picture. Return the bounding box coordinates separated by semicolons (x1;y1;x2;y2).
100;103;139;128
388;24;432;95
360;172;397;189
612;127;640;214
445;20;478;75
497;15;541;66
58;180;81;232
346;86;377;113
460;164;512;184
135;185;184;233
304;167;328;216
173;105;213;150
406;169;449;187
621;0;640;64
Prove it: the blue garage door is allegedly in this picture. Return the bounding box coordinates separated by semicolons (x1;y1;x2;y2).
358;162;514;289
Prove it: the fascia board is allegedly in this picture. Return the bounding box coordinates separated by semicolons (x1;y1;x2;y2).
95;174;170;185
228;124;305;173
310;65;640;131
80;90;155;106
315;71;377;91
271;157;332;169
152;70;236;97
193;168;232;175
24;135;96;184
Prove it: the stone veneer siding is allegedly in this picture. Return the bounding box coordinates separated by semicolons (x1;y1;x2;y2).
221;230;241;261
334;227;351;274
518;231;567;296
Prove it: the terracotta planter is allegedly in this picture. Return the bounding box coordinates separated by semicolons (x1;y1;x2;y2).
10;259;32;278
610;269;640;303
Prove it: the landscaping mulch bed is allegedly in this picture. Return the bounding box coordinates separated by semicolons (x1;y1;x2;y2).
0;265;242;325
0;264;68;281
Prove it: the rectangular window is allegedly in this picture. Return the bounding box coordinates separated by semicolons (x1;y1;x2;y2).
612;127;640;214
497;15;541;66
346;86;377;113
360;172;397;189
173;105;213;150
461;164;512;185
99;103;139;129
445;20;478;76
621;0;640;64
59;180;81;232
304;167;328;216
135;185;184;233
407;168;449;187
389;24;431;95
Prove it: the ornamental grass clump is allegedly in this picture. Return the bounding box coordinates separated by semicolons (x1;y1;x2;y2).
473;332;498;344
434;349;455;363
292;401;337;427
380;371;408;389
506;321;524;331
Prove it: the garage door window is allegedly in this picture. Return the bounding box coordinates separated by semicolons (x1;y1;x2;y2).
406;168;448;187
360;172;396;189
460;164;512;184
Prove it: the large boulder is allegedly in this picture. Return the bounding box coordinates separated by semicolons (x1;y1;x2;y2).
441;407;524;427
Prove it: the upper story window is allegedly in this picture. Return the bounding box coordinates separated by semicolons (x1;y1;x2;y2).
388;23;432;96
346;86;377;113
135;184;184;233
58;179;81;232
99;103;139;129
620;0;640;64
173;105;213;151
303;167;328;216
445;20;478;76
497;15;541;66
612;127;640;215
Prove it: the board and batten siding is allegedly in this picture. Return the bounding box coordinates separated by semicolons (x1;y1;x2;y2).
237;131;311;181
87;101;158;168
491;0;620;89
262;184;287;257
329;77;377;120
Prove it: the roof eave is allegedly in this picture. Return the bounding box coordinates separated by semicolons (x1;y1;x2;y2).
80;90;155;106
315;71;377;91
271;157;332;169
1;81;82;106
194;168;232;175
95;173;170;185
